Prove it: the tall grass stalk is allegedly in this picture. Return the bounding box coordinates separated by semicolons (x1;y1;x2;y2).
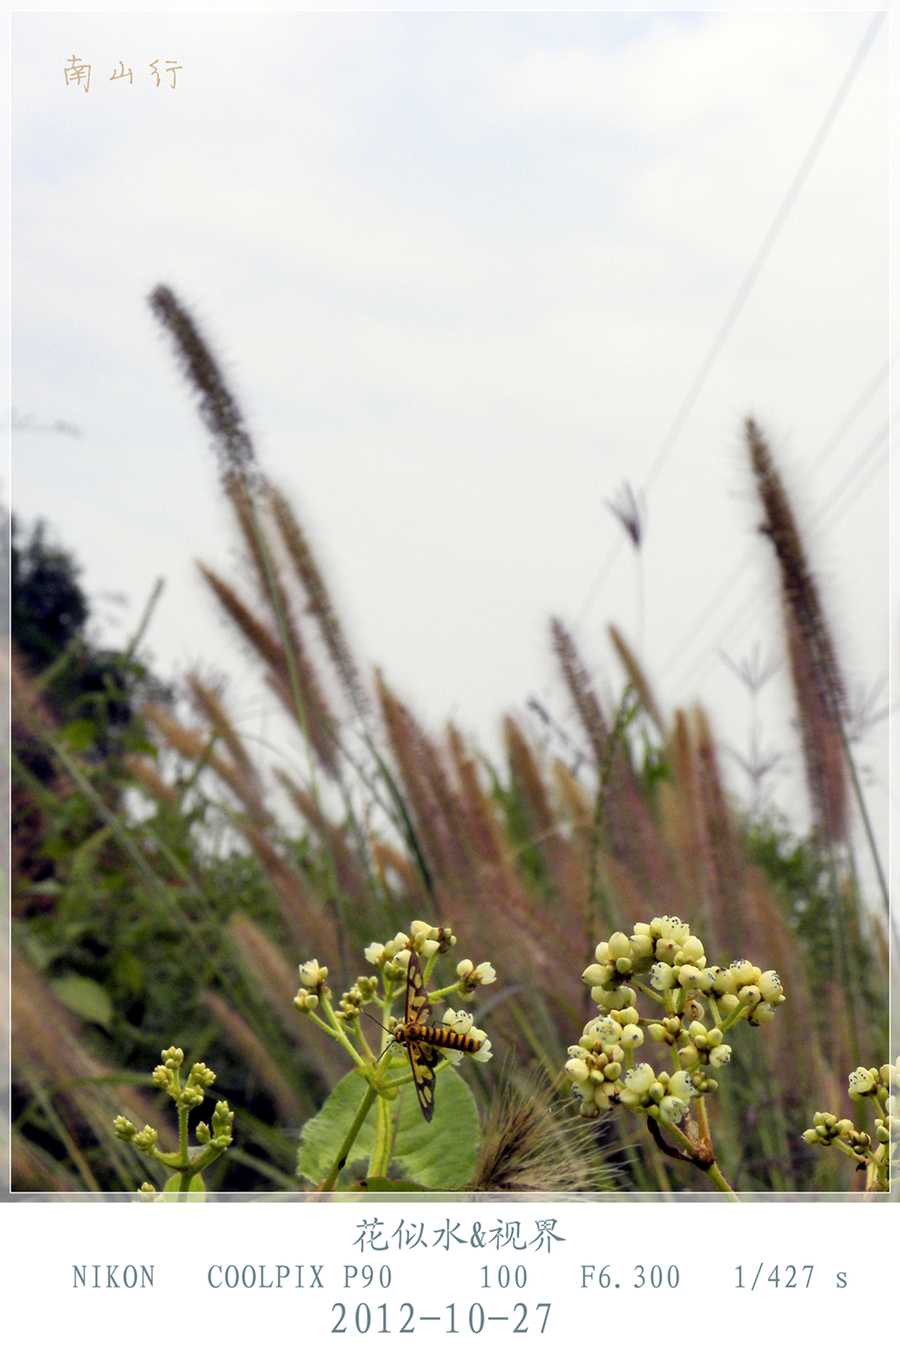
745;418;886;1079
10;290;886;1191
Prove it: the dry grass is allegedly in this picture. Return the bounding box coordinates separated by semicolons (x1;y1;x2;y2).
10;295;886;1193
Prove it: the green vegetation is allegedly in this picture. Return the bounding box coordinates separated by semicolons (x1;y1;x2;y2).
8;289;890;1195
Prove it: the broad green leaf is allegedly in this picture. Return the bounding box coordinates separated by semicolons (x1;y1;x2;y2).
297;1068;480;1191
50;973;113;1028
162;1173;206;1201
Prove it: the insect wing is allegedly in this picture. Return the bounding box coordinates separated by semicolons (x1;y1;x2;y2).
404;949;430;1029
404;951;438;1122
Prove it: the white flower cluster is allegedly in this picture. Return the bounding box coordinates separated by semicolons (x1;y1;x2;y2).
566;916;786;1125
583;916;785;1025
803;1057;899;1190
455;958;497;1001
294;957;329;1012
565;1016;626;1119
364;933;416;968
618;1064;697;1126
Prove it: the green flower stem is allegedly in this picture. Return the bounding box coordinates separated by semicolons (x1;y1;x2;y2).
151;1148;198;1169
418;951;439;982
428;979;462;1002
179;1099;190;1161
311;1002;372;1074
704;1162;740;1200
348;1019;379;1059
829;1141;860;1164
640;978;668;1005
378;1055;452;1096
717;1004;751;1033
655;1108;738;1199
320;1082;379;1193
695;1094;712;1145
368;1093;395;1181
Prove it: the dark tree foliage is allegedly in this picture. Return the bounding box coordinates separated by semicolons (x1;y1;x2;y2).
10;514;171;757
10;514;171;918
11;515;88;669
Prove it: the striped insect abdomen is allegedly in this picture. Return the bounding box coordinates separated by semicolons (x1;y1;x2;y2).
400;1023;481;1054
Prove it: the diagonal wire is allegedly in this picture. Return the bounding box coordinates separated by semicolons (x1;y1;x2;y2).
667;415;891;704
661;356;891;690
575;9;887;632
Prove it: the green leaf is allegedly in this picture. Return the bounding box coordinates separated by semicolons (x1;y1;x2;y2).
50;973;113;1028
22;879;63;899
20;931;55;971
114;950;145;996
297;1068;480;1191
60;718;98;752
162;1173;206;1201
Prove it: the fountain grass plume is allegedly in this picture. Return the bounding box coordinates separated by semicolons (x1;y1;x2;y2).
746;418;848;845
149;285;257;491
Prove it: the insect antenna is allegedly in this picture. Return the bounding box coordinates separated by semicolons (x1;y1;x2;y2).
356;1001;401;1065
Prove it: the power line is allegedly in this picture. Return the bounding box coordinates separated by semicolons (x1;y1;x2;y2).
575;10;886;632
667;415;890;705
659;357;890;689
809;359;889;474
817;423;890;531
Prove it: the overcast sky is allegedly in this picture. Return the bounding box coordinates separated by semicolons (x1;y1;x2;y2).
10;7;890;870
